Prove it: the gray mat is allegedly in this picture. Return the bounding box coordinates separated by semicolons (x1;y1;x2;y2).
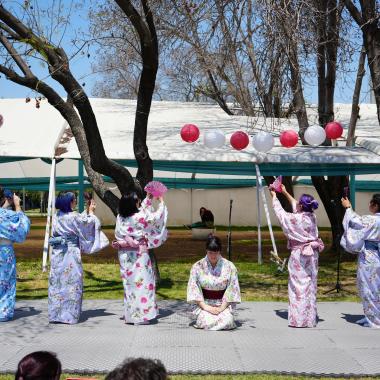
1;300;380;376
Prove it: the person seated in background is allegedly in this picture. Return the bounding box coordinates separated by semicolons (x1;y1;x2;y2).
186;206;214;229
105;358;167;380
187;234;241;330
15;351;61;380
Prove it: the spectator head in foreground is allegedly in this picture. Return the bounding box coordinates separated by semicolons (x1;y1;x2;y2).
15;351;61;380
105;358;167;380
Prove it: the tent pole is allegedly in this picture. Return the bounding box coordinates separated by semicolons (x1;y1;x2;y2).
42;158;56;272
255;171;262;264
350;173;356;210
78;159;84;212
255;164;278;260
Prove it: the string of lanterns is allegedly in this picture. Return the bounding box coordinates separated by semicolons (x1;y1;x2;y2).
180;121;343;152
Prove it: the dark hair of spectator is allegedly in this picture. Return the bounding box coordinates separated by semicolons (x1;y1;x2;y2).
118;192;140;218
15;351;61;380
105;357;167;380
370;194;380;212
55;191;76;213
206;234;222;252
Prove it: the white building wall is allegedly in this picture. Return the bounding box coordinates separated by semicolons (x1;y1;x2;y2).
94;184;375;227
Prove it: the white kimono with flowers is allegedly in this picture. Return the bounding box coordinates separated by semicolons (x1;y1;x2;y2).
115;197;168;324
341;209;380;328
273;198;324;328
187;256;241;330
48;211;109;324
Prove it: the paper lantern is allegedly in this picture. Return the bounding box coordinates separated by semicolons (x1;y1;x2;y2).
325;121;343;139
0;114;3;127
252;131;274;153
204;130;225;148
230;131;249;150
180;123;199;143
304;125;326;146
279;130;298;148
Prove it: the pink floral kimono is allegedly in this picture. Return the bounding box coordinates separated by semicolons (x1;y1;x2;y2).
187;256;241;330
273;198;324;327
341;209;380;328
114;197;168;324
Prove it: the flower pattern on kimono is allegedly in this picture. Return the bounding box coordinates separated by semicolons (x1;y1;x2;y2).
115;196;168;324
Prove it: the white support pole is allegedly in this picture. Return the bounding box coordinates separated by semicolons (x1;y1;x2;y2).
255;164;278;257
42;158;56;272
256;172;262;264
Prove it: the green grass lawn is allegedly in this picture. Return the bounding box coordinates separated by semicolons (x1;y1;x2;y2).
16;259;359;302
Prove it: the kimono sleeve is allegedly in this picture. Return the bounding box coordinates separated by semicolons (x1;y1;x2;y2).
0;210;30;243
340;208;376;254
223;262;241;304
273;197;292;230
187;263;204;304
75;212;109;254
144;201;168;249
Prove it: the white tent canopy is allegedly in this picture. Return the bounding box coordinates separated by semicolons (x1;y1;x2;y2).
0;98;380;176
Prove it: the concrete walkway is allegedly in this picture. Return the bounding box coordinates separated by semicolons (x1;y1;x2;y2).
1;300;380;376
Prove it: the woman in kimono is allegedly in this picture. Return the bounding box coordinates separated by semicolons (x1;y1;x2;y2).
270;185;324;328
113;192;168;325
341;194;380;328
187;235;241;330
48;191;109;324
0;191;30;322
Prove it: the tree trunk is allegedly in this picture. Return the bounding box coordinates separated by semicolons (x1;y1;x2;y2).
347;47;366;146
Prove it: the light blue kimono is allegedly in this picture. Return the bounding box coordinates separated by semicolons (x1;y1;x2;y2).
0;208;30;321
48;211;109;324
341;209;380;328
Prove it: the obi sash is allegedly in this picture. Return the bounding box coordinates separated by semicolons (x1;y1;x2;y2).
288;238;324;256
49;235;79;248
202;288;226;300
112;235;148;254
365;241;380;252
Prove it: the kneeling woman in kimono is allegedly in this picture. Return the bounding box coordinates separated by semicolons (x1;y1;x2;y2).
270;185;324;328
187;235;241;330
341;194;380;328
113;192;168;325
48;192;109;324
0;191;30;321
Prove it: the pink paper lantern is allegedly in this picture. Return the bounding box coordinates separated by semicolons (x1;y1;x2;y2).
280;130;298;148
230;131;249;150
180;124;200;143
325;121;343;139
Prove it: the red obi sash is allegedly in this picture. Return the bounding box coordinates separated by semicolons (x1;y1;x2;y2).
202;288;226;300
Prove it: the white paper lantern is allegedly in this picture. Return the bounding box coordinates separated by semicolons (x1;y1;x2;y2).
304;126;326;146
204;130;225;148
252;131;274;153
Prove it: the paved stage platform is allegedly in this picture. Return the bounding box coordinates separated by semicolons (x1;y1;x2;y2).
1;300;380;377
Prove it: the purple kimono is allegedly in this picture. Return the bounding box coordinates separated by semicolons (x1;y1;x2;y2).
273;198;324;327
48;211;109;324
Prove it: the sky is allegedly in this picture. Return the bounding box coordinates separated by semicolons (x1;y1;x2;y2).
0;0;375;106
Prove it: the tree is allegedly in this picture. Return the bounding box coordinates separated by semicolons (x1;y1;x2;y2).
0;0;157;214
345;1;380;125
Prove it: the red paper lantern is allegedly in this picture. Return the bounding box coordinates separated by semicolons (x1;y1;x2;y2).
280;130;298;148
180;124;200;143
230;131;249;150
325;121;343;139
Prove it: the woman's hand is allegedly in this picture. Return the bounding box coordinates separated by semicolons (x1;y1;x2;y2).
270;190;276;198
281;184;287;193
341;197;351;209
13;194;21;212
